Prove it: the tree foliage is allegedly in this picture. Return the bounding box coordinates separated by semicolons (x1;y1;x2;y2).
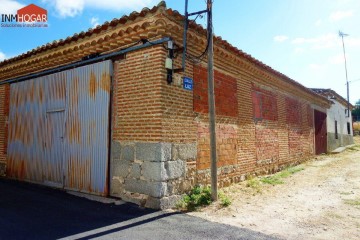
352;99;360;121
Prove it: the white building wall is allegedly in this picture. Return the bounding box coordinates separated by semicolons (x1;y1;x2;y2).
326;97;353;151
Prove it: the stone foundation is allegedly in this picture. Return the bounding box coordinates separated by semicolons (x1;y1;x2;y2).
110;141;197;209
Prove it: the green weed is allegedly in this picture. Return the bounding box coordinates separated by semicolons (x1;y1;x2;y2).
219;191;232;207
176;186;232;211
176;186;212;211
261;166;304;185
344;199;360;206
246;178;262;193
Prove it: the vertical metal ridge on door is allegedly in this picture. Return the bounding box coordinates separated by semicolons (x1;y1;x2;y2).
7;61;111;196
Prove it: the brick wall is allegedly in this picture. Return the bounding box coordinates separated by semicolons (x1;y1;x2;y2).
184;64;316;186
193;65;238;117
0;84;10;175
112;46;165;142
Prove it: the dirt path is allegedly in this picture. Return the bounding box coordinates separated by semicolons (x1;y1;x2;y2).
189;137;360;240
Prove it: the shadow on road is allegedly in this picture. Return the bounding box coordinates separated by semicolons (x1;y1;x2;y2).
0;178;159;239
0;178;281;240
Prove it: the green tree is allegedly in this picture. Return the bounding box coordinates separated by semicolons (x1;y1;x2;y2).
352;99;360;121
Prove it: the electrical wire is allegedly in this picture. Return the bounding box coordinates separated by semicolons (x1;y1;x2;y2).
186;1;213;64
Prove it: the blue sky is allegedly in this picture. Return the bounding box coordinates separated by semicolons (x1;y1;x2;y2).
0;0;359;104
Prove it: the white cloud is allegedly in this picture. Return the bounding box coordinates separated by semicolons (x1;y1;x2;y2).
291;34;339;49
43;0;158;18
0;51;7;62
42;0;84;18
273;35;289;42
90;17;100;28
329;10;353;21
0;0;25;14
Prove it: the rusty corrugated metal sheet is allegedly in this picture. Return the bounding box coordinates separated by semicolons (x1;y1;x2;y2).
7;61;111;195
64;61;111;195
7;78;46;182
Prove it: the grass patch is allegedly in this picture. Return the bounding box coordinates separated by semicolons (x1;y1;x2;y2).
176;186;231;211
246;177;262;193
340;192;353;195
347;145;360;151
327;212;343;219
344;199;360;206
260;175;284;185
219;191;232;207
260;166;304;185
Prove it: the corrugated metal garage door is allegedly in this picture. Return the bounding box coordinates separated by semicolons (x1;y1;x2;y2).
7;61;112;196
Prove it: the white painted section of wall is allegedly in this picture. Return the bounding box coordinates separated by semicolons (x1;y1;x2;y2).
326;98;353;135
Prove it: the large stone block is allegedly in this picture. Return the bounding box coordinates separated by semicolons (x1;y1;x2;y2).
142;161;167;181
110;177;124;197
177;143;197;160
145;195;184;209
111;141;122;160
135;142;171;162
121;145;135;161
129;163;141;179
124;179;168;198
111;159;130;178
165;160;185;179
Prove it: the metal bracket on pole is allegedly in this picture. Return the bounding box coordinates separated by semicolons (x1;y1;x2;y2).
178;0;209;73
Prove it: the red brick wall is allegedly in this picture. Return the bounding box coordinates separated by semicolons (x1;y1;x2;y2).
197;122;238;170
188;66;316;185
0;84;10;163
112;46;165;142
252;86;278;121
255;122;279;164
286;97;302;125
108;41;317;189
193;65;238;118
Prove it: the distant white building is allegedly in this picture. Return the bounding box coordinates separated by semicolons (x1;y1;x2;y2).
311;88;354;152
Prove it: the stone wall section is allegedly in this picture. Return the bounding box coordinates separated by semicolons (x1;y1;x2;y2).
110;141;196;209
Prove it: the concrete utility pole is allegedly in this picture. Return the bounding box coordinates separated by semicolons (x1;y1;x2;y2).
339;31;350;117
206;0;217;201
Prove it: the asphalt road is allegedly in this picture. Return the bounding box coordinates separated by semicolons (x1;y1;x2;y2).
0;178;280;240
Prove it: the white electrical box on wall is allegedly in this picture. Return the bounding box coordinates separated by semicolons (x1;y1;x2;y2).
165;57;173;69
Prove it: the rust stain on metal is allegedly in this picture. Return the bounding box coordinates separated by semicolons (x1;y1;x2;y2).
7;61;112;196
68;115;82;144
100;71;110;92
70;76;79;106
89;71;97;98
38;81;44;103
29;81;35;102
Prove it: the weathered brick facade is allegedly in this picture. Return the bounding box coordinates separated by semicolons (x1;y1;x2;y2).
0;2;332;208
0;84;9;175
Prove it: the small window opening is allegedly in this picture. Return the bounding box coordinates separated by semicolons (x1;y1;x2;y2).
335;120;338;139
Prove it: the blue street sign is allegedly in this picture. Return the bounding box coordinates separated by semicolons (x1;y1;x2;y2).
183;77;193;90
